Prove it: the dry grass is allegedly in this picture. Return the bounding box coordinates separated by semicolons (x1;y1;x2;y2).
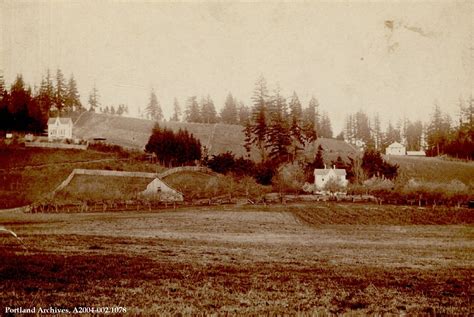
1;204;472;315
56;175;153;201
74;112;357;160
386;155;474;185
0;147;164;208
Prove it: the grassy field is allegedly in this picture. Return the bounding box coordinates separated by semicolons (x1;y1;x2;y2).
0;146;164;208
56;175;154;201
386;155;474;185
73;112;356;159
1;203;472;315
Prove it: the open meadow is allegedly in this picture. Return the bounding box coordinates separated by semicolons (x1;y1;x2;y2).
1;203;473;315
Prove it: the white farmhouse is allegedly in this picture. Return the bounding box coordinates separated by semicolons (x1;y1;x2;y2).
314;166;348;189
385;142;406;156
48;117;73;141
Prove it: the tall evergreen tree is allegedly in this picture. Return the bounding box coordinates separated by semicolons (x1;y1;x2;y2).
38;73;54;118
65;74;82;113
344;114;355;142
319;112;333;138
354;110;372;146
405;120;423;151
185;96;201;123
267;85;291;162
145;89;163;121
220;92;239;124
288;91;304;160
200;95;218;123
88;84;100;112
248;75;270;162
53;69;67;114
171;98;181;122
302;97;319;143
426;104;450;156
238;102;250;126
8;75;31;130
372;113;383;150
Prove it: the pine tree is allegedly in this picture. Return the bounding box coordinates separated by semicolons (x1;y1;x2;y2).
426;104;450;156
302;96;319;143
372;113;383;150
65;74;82;113
145;89;163;121
288;91;304;160
171;98;181;121
249;75;270;162
344;114;355;142
185;96;201;123
88;85;100;112
267;85;291;162
220;92;239;124
238;102;250;126
200;95;218;123
354;110;372;146
319;112;333;138
38;72;54;118
54;69;67;114
405;120;423;151
9;75;32;131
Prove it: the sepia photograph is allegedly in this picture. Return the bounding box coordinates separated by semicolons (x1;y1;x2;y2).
0;0;473;315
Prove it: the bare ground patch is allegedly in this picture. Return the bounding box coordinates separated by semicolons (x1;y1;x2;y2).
1;206;473;315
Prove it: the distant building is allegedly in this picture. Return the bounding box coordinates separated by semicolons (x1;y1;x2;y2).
385;142;406;156
314;166;348;189
48;117;73;141
406;150;426;156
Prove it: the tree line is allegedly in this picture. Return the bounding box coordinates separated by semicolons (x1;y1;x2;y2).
144;123;202;167
0;70;84;132
0;70;132;133
341;97;474;160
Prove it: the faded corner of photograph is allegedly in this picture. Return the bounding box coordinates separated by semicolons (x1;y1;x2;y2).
0;0;473;315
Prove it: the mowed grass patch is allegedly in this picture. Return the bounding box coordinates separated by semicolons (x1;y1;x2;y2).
0;249;470;315
56;175;153;201
386;155;474;184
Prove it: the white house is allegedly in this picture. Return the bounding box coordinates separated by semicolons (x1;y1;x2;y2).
385;142;406;156
141;178;184;202
48;117;73;141
314;166;348;189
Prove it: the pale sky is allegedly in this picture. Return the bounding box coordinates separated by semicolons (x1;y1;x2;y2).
1;1;472;133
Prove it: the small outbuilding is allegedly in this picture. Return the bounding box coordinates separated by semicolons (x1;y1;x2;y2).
385;142;406;156
48;117;73;141
314;166;348;189
141;178;184;202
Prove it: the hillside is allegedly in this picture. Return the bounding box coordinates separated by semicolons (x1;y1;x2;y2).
0;146;163;208
73;112;357;159
385;155;474;185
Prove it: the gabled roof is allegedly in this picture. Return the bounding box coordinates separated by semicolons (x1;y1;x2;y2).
48;117;73;125
387;141;404;148
314;168;346;176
